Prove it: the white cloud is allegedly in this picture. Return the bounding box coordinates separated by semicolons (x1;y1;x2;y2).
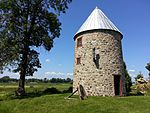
67;73;73;76
14;73;19;75
51;72;57;75
128;69;135;72
45;59;50;63
129;73;136;82
0;72;20;79
129;73;136;77
58;72;65;75
45;71;65;76
45;71;55;75
44;72;73;79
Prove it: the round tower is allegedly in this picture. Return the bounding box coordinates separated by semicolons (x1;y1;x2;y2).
73;7;126;96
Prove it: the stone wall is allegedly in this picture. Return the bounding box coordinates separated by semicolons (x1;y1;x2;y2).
73;30;126;96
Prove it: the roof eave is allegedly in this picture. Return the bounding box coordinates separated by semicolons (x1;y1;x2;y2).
74;29;123;40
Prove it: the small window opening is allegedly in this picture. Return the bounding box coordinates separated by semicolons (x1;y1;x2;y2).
77;37;82;47
77;57;81;65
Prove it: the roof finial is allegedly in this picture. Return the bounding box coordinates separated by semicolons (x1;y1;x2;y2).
95;6;98;9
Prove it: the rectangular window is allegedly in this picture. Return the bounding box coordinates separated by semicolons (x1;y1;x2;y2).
77;57;81;65
77;37;82;47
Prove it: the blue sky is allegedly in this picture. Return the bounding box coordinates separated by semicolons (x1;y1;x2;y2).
0;0;150;80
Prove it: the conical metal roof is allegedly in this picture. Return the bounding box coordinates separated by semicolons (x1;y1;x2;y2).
75;7;121;37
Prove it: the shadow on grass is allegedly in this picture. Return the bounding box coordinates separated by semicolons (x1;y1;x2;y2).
0;86;73;101
126;91;144;96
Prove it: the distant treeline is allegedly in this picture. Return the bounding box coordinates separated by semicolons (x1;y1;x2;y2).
0;76;72;83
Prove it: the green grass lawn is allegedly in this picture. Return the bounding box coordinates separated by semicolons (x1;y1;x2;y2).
0;83;150;113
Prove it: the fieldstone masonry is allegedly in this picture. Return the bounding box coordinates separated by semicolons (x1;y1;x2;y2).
73;30;126;96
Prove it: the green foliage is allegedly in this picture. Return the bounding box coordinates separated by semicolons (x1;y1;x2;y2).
0;0;72;75
0;0;72;94
123;62;132;93
0;76;10;82
132;72;149;95
146;63;150;71
135;72;143;81
146;62;150;75
130;83;150;96
0;76;72;83
50;78;72;83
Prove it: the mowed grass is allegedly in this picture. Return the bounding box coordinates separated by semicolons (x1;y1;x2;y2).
0;83;71;100
0;83;150;113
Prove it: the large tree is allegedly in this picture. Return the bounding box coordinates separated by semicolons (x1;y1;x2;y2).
0;0;72;95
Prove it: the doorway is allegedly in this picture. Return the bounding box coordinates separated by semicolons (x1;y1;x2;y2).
114;75;121;96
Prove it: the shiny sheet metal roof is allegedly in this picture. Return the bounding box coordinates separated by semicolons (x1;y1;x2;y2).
75;7;121;36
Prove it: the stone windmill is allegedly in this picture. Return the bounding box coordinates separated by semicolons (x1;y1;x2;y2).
73;7;126;96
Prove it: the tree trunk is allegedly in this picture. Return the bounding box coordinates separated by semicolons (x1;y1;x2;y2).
16;72;26;96
16;47;28;96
